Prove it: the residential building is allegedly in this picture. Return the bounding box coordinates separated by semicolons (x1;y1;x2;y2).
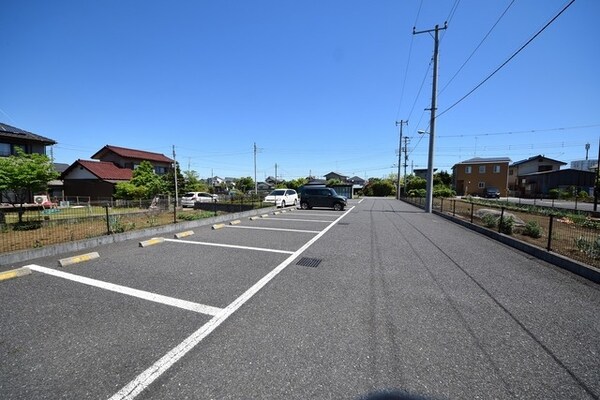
452;157;511;197
571;159;598;171
91;145;173;175
0;123;57;203
324;172;348;182
509;155;566;195
519;169;595;197
413;168;438;180
0;122;56;157
61;160;133;200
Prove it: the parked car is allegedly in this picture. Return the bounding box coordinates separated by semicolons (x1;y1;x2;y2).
299;187;346;211
484;187;500;199
264;189;298;208
181;192;217;207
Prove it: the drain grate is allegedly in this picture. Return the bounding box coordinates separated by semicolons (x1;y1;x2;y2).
338;222;349;225
296;257;322;268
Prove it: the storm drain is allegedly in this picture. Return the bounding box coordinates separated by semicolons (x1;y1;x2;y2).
296;257;323;268
338;222;350;226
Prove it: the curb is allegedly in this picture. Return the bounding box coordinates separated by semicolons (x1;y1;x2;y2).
0;266;32;282
58;252;100;267
174;230;194;239
139;237;165;248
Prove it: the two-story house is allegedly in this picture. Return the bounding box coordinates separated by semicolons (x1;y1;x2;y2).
91;145;173;175
0;123;57;203
62;145;173;200
452;157;511;197
509;155;566;195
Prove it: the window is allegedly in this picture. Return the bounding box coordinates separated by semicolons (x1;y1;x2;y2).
465;166;472;174
155;166;167;175
0;143;10;156
509;169;514;176
493;165;501;173
479;165;486;173
478;182;485;188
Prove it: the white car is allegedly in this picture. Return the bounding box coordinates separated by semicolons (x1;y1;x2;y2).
181;192;218;208
264;189;298;208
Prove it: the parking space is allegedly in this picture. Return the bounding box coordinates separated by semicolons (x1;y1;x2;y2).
1;203;355;399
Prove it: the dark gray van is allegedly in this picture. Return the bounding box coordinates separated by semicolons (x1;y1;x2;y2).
299;187;347;211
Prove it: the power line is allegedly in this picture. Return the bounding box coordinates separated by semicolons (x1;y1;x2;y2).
440;0;515;96
437;0;576;118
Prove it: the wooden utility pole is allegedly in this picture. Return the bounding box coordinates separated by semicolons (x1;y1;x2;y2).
395;120;408;199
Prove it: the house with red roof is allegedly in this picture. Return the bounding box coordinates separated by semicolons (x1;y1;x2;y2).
61;145;173;201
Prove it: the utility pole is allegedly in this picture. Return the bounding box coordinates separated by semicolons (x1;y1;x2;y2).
254;143;258;194
395;120;408;199
172;145;178;222
403;136;410;192
414;22;447;213
275;163;278;186
594;138;599;211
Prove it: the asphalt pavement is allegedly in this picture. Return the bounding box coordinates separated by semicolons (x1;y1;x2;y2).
1;198;598;399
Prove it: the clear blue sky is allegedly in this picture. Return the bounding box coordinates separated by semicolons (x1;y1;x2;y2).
1;0;598;182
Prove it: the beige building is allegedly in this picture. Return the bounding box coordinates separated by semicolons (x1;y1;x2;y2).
509;155;566;195
452;157;511;197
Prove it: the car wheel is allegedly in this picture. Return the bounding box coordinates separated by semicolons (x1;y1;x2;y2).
281;200;286;208
301;202;309;210
333;203;343;211
293;199;298;206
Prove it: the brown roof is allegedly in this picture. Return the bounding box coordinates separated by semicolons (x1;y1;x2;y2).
63;160;133;181
91;145;173;163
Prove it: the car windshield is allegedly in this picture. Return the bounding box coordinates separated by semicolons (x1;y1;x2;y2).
269;190;285;196
183;193;195;198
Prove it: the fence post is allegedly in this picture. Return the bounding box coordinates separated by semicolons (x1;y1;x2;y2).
440;198;444;213
470;201;474;223
498;207;505;233
452;199;456;216
105;204;111;235
547;214;554;251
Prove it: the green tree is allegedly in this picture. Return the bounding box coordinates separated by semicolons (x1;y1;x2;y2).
115;160;166;200
406;176;426;192
287;177;308;191
162;162;184;195
434;170;452;186
236;176;255;193
182;170;208;192
0;148;59;223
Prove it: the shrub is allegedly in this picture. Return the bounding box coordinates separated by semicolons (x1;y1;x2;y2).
548;188;560;199
523;221;542;238
574;236;600;259
433;185;455;198
482;214;497;228
578;190;589;199
499;216;514;235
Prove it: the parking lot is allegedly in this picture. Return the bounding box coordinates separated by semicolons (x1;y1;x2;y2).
1;197;599;400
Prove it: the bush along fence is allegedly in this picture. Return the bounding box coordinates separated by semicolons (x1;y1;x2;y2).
403;196;600;269
0;196;270;255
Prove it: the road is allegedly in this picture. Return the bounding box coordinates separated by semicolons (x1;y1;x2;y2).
1;198;598;399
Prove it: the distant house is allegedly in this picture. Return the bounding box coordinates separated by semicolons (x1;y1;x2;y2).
207;176;224;187
348;176;366;186
509;155;566;195
413;168;438;180
0;123;57;203
452;157;511;197
519;169;595;197
324;172;348;182
61;160;133;200
91;145;173;175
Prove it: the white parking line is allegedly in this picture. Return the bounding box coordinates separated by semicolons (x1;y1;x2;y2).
226;225;321;234
163;238;295;255
25;264;223;316
109;206;355;400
